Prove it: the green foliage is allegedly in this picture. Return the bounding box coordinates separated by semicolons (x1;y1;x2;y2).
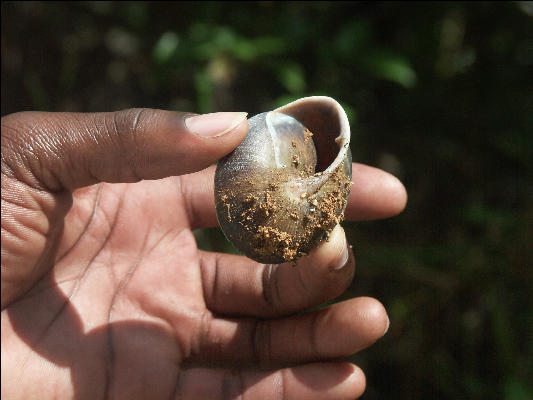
2;2;532;399
362;49;418;88
153;32;180;64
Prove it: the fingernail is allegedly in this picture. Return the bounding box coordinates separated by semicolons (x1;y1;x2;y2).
333;245;349;270
383;316;390;336
185;112;248;138
330;225;349;270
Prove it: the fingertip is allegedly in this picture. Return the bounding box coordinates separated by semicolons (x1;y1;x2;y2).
145;109;249;177
314;362;367;399
347;163;408;221
286;362;367;399
357;296;390;339
185;111;248;139
187;112;249;167
362;168;407;218
383;171;408;216
225;114;249;144
343;363;367;399
321;297;389;356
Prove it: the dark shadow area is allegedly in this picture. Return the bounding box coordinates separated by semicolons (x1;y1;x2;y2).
7;269;182;399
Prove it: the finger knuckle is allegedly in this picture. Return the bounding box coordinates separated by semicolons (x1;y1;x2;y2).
110;108;154;149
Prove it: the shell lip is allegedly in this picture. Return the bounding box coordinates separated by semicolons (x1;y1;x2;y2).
270;96;350;175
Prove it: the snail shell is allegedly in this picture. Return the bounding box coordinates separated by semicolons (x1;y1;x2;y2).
214;96;352;264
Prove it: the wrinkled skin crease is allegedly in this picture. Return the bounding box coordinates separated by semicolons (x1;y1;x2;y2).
3;177;226;399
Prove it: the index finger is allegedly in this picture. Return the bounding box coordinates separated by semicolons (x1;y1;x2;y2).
180;162;407;229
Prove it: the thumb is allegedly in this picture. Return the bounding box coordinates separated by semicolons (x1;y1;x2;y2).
1;108;248;191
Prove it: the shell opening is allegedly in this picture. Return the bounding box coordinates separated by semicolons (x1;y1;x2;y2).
274;96;350;174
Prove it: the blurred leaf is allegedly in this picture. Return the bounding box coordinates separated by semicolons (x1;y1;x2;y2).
194;26;237;60
363;50;418;88
153;31;180;64
190;23;285;62
333;20;371;58
232;36;286;62
194;71;214;113
278;62;306;94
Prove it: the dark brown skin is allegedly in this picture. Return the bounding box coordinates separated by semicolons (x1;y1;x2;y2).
1;108;407;399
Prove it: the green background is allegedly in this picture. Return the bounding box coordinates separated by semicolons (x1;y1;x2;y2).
2;2;532;398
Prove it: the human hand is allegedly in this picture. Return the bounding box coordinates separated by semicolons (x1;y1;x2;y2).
1;108;406;399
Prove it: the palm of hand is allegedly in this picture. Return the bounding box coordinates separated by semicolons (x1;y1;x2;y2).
4;177;205;398
4;173;380;399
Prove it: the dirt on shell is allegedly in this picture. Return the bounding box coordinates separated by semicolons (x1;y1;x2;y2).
216;162;352;264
